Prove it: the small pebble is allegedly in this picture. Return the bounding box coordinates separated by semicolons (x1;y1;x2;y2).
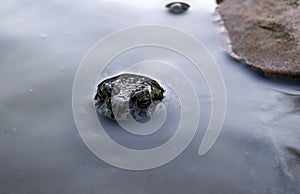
165;2;190;14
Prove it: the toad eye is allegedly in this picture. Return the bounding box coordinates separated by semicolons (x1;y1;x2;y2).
137;96;151;109
101;83;112;93
165;2;190;14
95;82;112;102
130;90;151;110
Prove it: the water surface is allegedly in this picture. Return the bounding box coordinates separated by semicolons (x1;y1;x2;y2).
0;0;299;193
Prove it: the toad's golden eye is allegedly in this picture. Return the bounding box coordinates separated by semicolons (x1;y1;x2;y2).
130;90;152;110
165;2;190;14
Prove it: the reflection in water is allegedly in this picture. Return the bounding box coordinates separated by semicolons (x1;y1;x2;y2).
0;0;299;193
286;147;300;164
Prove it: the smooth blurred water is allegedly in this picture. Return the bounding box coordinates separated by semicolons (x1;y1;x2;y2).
0;0;299;193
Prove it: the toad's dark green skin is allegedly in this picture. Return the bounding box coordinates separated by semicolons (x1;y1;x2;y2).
95;73;165;121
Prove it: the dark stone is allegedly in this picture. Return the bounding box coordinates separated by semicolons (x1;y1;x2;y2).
165;2;190;14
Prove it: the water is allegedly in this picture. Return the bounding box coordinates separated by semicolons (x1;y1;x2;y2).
0;0;299;193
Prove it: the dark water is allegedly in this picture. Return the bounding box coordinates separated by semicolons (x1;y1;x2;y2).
0;0;299;193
